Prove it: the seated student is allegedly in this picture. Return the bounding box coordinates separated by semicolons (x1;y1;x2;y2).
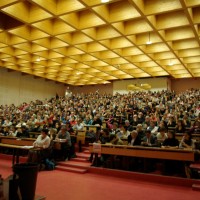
130;114;139;126
175;119;185;134
33;128;50;149
110;122;121;136
179;132;195;149
0;125;10;136
161;130;180;175
98;129;110;144
136;124;145;141
147;121;159;136
66;122;74;134
141;129;158;172
70;116;77;127
124;120;134;132
128;130;141;146
89;129;110;164
8;126;17;137
157;120;168;132
127;130;142;171
16;125;30;138
49;128;57;140
83;115;93;126
56;125;71;160
161;130;179;149
141;129;158;147
109;134;123;145
167;115;176;128
106;114;114;130
72;118;84;133
182;114;191;128
118;125;130;139
190;114;200;134
92;114;102;130
179;132;196;178
28;128;51;163
156;127;168;146
103;134;123;169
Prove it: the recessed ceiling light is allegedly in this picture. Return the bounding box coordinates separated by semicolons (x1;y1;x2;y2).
168;59;173;66
101;0;109;3
146;32;152;45
146;41;152;45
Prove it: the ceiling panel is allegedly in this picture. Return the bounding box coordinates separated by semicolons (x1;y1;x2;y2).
0;0;200;85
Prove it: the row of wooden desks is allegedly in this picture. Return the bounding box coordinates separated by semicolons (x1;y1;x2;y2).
89;143;197;162
0;136;81;165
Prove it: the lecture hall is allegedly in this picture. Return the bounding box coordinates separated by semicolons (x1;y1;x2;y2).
0;0;200;200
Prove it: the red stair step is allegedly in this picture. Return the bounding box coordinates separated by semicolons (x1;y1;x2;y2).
55;166;88;174
192;184;200;191
58;161;91;169
76;152;90;159
83;150;90;154
70;157;90;162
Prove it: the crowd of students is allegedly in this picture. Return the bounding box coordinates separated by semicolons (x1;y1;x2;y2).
0;88;199;136
0;88;200;168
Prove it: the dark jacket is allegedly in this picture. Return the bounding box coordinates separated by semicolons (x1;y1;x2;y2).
162;138;179;147
128;135;141;146
142;135;158;147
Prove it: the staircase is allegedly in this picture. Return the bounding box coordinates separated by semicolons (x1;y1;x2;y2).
55;147;91;174
190;162;200;191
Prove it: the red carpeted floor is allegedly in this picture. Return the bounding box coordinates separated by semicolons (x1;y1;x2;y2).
35;170;200;200
1;157;200;200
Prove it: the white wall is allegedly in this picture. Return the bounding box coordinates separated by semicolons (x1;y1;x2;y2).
0;68;66;106
113;77;168;94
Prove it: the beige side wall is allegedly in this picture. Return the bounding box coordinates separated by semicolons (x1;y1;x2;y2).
1;66;199;106
70;83;113;95
171;78;200;94
0;68;66;106
166;78;172;91
113;77;168;94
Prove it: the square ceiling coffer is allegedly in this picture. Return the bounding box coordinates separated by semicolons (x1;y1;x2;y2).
0;12;24;30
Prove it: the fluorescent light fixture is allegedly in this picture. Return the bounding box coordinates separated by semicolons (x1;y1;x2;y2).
101;0;109;3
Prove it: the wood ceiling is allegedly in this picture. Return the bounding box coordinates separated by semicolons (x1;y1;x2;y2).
0;0;200;85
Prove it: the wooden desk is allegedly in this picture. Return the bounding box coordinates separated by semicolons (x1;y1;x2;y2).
84;125;99;132
53;139;67;150
0;137;35;146
0;136;35;165
89;144;195;162
0;143;33;165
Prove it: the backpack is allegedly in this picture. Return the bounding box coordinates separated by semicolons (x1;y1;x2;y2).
45;159;55;170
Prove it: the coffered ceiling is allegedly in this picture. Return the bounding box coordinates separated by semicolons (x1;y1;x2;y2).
0;0;200;85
